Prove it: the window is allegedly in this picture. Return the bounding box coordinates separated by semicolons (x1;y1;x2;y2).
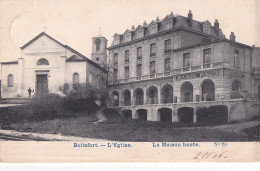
165;39;171;53
7;74;14;87
73;73;79;84
125;50;130;62
113;68;118;81
137;29;144;39
137;47;142;60
113;53;118;65
124;66;129;79
164;58;171;72
137;64;142;76
165;20;172;30
203;25;211;34
150;43;156;57
183;53;191;67
37;58;49;65
203;48;211;63
114;37;120;45
95;38;101;51
125;33;131;42
234;50;239;67
150;61;156;74
150;25;157;34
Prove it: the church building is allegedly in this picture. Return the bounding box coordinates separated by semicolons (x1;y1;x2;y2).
1;32;107;98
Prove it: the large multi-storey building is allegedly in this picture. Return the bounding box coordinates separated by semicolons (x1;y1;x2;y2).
107;11;260;123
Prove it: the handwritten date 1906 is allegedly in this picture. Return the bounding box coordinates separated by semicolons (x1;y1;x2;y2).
193;151;228;159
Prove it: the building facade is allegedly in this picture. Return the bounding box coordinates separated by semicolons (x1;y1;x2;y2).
1;32;106;98
107;11;260;123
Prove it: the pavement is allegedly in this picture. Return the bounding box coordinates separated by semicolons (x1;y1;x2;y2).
0;129;111;141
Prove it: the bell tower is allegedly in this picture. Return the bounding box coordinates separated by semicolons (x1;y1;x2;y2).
91;30;108;66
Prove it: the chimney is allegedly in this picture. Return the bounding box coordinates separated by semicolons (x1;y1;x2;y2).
156;16;160;22
131;25;135;31
187;10;193;27
230;32;236;41
143;21;147;27
214;19;219;36
188;10;193;20
170;11;174;17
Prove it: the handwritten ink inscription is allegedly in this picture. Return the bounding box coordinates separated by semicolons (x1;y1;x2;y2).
193;151;228;159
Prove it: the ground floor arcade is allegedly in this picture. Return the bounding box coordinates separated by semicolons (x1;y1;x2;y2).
115;100;258;123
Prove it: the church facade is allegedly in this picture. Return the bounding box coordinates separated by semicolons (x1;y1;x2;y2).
107;11;260;123
1;32;107;98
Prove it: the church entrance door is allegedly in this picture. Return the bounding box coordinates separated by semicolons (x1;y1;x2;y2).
36;75;48;96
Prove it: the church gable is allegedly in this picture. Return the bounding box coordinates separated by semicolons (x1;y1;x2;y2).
21;32;64;51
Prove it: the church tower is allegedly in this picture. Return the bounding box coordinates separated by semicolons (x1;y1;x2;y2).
91;33;108;66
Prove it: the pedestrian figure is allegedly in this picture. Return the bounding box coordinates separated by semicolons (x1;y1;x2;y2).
28;87;32;97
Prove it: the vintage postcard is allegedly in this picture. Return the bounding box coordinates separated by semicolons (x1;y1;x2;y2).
0;0;259;163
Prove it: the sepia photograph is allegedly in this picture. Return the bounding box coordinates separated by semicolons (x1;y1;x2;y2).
0;0;259;163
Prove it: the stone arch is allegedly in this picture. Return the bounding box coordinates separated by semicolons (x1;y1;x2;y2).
122;110;132;119
36;58;49;65
231;79;243;99
196;105;228;123
111;90;119;107
122;89;131;106
178;107;193;123
208;105;228;123
180;81;193;102
158;108;172;122
134;88;144;105
137;109;147;120
161;84;173;103
232;79;242;91
147;86;158;104
201;79;215;101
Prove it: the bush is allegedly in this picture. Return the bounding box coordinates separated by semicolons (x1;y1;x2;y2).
0;83;109;127
28;93;64;120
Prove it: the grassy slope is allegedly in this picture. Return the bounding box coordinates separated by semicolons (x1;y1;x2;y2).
10;114;259;142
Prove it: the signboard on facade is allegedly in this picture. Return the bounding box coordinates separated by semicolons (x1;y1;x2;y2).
175;69;220;81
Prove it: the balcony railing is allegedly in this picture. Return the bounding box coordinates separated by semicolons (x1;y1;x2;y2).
134;100;144;105
109;61;230;85
161;98;173;104
147;97;158;104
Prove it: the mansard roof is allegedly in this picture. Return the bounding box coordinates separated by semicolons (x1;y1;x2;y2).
109;12;226;48
20;32;106;72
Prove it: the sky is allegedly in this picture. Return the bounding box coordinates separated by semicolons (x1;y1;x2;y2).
0;0;259;64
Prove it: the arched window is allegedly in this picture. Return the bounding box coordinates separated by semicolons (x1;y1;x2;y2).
232;80;242;91
7;74;14;87
181;81;193;102
201;79;215;101
37;58;49;65
73;73;79;84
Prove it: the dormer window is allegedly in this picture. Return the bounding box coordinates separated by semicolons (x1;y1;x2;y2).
165;20;172;30
150;25;158;35
136;29;144;39
125;33;131;42
114;37;120;45
203;25;211;34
